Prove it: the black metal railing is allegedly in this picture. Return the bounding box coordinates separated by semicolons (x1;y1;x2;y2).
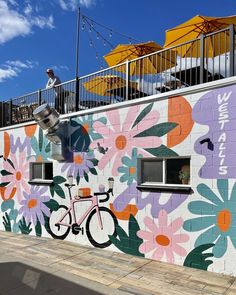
1;26;235;127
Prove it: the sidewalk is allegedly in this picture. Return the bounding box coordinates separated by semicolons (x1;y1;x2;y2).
0;231;235;295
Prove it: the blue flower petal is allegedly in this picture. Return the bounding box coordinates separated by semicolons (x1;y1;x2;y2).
194;225;219;247
118;166;128;173
120;174;128;183
217;179;229;202
230;182;236;203
197;183;222;206
230;233;236;249
213;235;228;258
188;201;217;215
183;216;216;232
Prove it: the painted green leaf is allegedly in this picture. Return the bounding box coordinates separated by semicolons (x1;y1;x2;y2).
76;174;80;185
53;176;66;184
183;243;214;270
6;158;15;169
91;158;98;166
19;217;32;235
35;218;42;237
52;184;65;198
1;169;13;176
45;142;51;153
39;128;44;152
132;103;153;128
90;168;97;175
3;212;11;232
109;215;144;257
0;182;10;187
84;171;89;182
145;145;179;157
49;185;55;198
44;199;60;211
134;122;178;138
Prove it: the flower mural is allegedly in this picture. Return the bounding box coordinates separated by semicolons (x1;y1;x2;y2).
61;151;97;183
183;179;236;258
1;150;30;202
90;104;163;175
9;134;31;156
73;114;107;141
113;183;188;218
118;148;142;185
30;128;51;161
137;210;189;263
19;186;50;226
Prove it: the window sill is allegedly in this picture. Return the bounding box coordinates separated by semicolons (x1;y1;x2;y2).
137;183;192;192
28;179;53;185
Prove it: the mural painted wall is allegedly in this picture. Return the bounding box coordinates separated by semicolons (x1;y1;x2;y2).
0;83;236;276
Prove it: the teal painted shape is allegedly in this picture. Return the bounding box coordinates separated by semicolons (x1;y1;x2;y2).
1;200;14;212
183;243;214;270
109;215;144;257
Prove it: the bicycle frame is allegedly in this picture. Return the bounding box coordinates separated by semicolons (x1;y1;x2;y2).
56;195;103;229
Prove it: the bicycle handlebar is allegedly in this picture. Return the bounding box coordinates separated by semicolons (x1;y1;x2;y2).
94;188;113;203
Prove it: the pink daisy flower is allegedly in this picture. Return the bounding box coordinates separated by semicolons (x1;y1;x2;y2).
2;151;30;202
90;105;161;175
137;210;189;263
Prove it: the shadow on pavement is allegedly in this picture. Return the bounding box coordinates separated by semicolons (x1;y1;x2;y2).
0;261;103;295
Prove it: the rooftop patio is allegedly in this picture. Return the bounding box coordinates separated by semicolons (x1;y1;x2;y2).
0;25;235;128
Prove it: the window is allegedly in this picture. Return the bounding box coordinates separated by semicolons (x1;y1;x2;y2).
138;157;191;190
29;162;53;184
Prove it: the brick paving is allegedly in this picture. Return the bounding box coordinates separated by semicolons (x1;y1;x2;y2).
0;231;235;295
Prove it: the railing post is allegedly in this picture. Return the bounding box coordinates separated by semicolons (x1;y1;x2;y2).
125;60;130;101
229;24;235;77
38;89;42;106
9;99;13;126
75;77;79;111
200;34;205;84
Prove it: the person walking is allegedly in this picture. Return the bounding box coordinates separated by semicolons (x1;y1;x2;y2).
46;68;65;113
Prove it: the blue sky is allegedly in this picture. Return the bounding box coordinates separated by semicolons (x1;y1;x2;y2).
0;0;235;101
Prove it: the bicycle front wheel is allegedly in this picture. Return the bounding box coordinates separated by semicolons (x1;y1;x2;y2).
48;205;72;240
86;207;118;248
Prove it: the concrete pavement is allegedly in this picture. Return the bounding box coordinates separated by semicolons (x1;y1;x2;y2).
0;231;236;295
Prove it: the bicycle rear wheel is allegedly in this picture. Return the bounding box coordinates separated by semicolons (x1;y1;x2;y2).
47;205;72;240
86;207;118;248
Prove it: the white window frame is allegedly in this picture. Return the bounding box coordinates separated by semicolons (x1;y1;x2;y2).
29;162;53;185
137;156;191;190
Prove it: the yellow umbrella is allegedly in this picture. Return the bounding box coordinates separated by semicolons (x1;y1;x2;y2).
83;75;137;96
104;41;176;75
164;14;236;57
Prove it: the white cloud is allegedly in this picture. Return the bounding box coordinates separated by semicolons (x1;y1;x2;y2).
0;60;38;82
58;0;96;10
0;0;54;44
79;0;96;8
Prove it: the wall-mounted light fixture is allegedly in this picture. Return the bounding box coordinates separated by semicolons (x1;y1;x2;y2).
33;104;71;161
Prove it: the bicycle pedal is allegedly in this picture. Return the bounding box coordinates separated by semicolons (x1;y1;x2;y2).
72;223;83;235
